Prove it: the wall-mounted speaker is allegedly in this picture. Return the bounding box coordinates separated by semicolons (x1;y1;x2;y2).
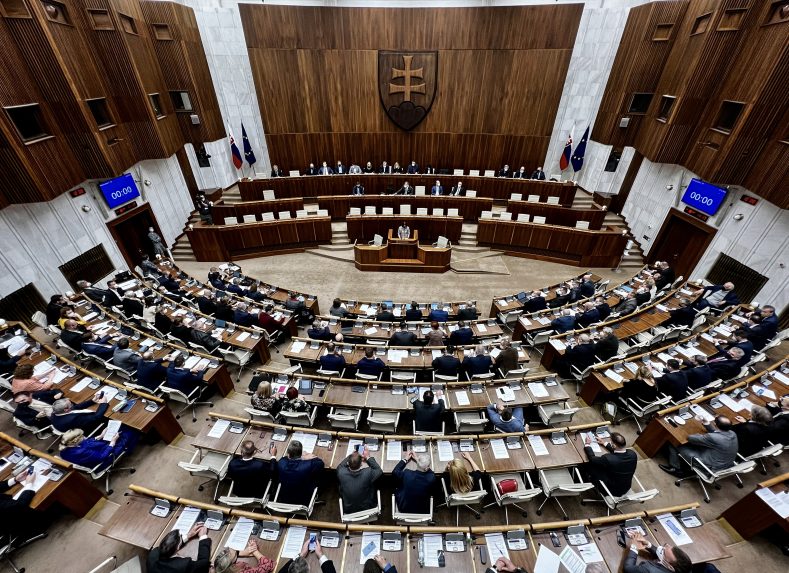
619;117;630;128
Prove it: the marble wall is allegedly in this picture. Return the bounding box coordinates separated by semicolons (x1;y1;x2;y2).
0;154;193;301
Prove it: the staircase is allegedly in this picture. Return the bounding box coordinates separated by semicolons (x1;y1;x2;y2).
171;211;199;262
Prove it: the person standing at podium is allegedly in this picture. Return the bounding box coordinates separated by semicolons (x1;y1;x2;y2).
431;180;443;195
352;181;365;195
397;222;411;239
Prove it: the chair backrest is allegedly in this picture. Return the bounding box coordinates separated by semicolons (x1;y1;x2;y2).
382;207;394;215
453;169;464;175
465;190;477;197
468;169;480;176
517;213;530;222
433;208;444;216
416;208;428;215
278;211;291;220
447;208;459;217
262;190;276;200
242;214;257;223
364;206;377;215
223;216;237;225
415;185;426;196
400;204;412;215
481;210;493;219
499;212;512;221
546;196;560;205
532;215;547;224
296;210;308;218
261;212;275;221
372;234;384;246
575;220;590;229
510;193;522;201
435;236;449;248
483;170;495;177
526;194;540;202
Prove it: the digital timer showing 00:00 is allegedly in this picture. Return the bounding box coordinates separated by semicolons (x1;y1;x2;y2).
687;191;715;206
110;186;136;200
99;173;141;208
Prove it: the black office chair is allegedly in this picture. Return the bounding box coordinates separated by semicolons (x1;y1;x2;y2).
0;531;48;573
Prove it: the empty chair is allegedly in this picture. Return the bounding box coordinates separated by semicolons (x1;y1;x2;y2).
486;472;541;524
532;215;547;224
262;189;276;200
575;220;590;229
244;407;278;424
499;212;513;221
159;385;213;422
674;455;756;503
178;449;231;501
415;185;426;196
546;196;560;205
537;467;595;520
468;169;480;176
223;217;237;225
382;207;394;215
367;410;400;434
369;234;384;246
480;210;493;219
400;204;412;215
433;236;450;248
526;194;540;202
242;214;256;223
441;479;487;525
433;208;445;216
219;480;271;510
261;212;275;221
279;405;318;427
267;484;319;518
416;207;428;215
583;475;659;515
453;411;488;433
216;347;254;382
524;329;555;354
349;207;362;215
392;494;433;525
517;214;530;222
327;407;362;431
340;490;382;524
537;404;580;426
364;206;377;215
447;208;459;217
412;420;446;437
296;210;308;218
742;442;784;474
465;190;477;197
510;193;522;201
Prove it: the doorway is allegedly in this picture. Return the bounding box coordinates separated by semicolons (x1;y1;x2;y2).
647;208;717;279
106;203;164;270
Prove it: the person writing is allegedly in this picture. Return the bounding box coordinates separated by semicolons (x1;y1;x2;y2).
397;222;411;239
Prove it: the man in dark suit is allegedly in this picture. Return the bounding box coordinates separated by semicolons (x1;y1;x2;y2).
232;302;256;327
271;164;285;177
356;348;386;378
707;347;745;380
351;181;365;195
393;450;436;513
662;297;695;328
712;329;753;366
694;282;740;310
214;301;234;323
122;294;145;318
613;291;638;315
579;274;596;298
583;432;637;497
245;283;266;303
524;291;547;313
428;306;449;323
305;163;319;176
595;296;612;320
450;181;465;196
375;304;396;322
622;532;692;573
744;307;778;349
165;355;207;395
136;352;168;392
653;262;675;291
395;181;413;195
0;470;45;540
307;320;332;341
767;396;789;445
390;322;418;346
50;394;109;433
657;359;688;402
155;309;173;334
228;440;276;498
559;333;596;378
378;161;392;174
413;389;445;432
497;164;511;178
335;161;346;175
681;355;713;390
513;166;528;179
549;287;571;309
594;328;620;361
318;161;333;175
551;309;576;334
449;321;474;346
430;180;444;195
407;160;419;174
634;287;651;306
319;343;346;373
46;294;72;325
277;440;324;504
531;166;546;180
575;302;601;328
104;280;125;307
195;292;217;316
60;320;114;359
76;280;109;304
457;301;478;321
147;524;211;573
362;162;374;174
463;345;493;376
432;346;461;376
405;302;423;321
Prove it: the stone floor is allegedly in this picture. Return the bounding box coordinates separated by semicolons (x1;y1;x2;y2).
6;253;787;572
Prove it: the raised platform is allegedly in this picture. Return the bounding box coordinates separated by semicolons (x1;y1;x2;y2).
354;233;451;273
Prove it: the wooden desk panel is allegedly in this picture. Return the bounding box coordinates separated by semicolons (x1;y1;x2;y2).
346;215;462;244
99;494;176;549
318;195;494;222
506;200;606;230
213;198;305;224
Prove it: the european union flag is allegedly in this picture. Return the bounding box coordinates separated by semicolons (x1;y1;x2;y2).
570;125;590;172
242;122;256;166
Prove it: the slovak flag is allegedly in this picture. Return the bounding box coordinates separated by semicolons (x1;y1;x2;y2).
228;128;243;170
559;130;573;171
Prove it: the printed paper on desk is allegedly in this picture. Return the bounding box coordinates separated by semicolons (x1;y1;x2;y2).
423;533;443;567
99;385;119;402
293;431;317;454
657;514;693;546
431;350;442;360
580;432;602;454
498;299;508;306
534;545;561;573
528;434;549;456
13;473;49;499
655;305;668;312
477;324;488;333
290;341;307;353
454;390;470;406
207;419;231;438
604;369;624;383
226;517;255;551
71;377;94;392
559;545;586;573
773;372;789;385
537;317;552;325
437;440;454;462
528;382;549;398
550;339;566;351
679;288;693;295
346;439;363;457
236;332;250;342
577;543;603;564
485;533;510;563
497;386;516;402
282;525;307;559
33;362;55;377
184;356;200;370
171;506;200;535
364;327;378;335
387;440;402;461
490;439;510;459
690;405;714;423
360;532;382;564
756;487;789;519
752;385;777;400
51;369;70;385
393;308;402;317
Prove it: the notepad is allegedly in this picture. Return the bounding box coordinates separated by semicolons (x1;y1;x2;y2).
528;382;549;398
364;327;378;335
477;324;487;333
437;440;454;462
452;390;470;407
226;517;255;550
360;532;382;564
520;317;532;326
236;332;251;342
490;439;510;459
207;419;231;438
291;341;307;352
604;369;624;383
528;434;549;456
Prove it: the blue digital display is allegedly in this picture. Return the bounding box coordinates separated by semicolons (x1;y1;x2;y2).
681;179;727;216
99;173;140;209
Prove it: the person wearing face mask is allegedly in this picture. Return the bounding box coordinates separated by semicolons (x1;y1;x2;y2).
623;532;692;573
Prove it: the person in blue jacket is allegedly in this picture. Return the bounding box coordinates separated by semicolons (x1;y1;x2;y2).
59;426;139;469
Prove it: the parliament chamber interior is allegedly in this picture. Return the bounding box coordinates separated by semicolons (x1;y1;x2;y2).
0;1;787;572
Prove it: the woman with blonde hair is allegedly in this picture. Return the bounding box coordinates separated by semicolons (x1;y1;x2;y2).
445;452;483;495
250;380;284;416
621;365;658;402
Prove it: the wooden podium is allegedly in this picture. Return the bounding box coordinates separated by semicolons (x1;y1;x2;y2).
354;229;451;273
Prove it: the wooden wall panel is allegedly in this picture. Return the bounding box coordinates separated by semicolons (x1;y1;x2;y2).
242;4;583;173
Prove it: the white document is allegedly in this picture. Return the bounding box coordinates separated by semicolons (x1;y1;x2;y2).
534;545;561;573
756;487;789;518
293;432;317;454
171;506;200;535
559;546;587;573
207;418;230;438
393;308;402;317
346;438;363;457
497;386;516;402
490;347;501;359
13;473;49;499
51;369;70;385
580;432;602;454
657;352;673;363
537;317;552;325
485;533;510;563
236;332;251;342
423;534;443;567
550;339;566;351
477;324;488;333
752;385;777;400
690;405;714;423
282;526;307;559
98;385;119;402
33;362;55;377
528;382;549;398
773;371;789;385
226;517;255;550
718;394;744;412
577;543;604;564
490;439;510;459
437;440;454;462
604;369;624;383
0;335;27;353
431;350;442;359
360;532;382;564
454;390;470;406
364;327;378;335
184;356;200;370
498;299;507;306
103;419;122;442
700;333;716;343
71;377;94;392
387;440;402;461
290;341;307;353
655;304;668;312
657;514;693;546
528;434;549;456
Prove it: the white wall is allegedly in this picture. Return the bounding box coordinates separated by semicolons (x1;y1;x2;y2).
0;154;193;301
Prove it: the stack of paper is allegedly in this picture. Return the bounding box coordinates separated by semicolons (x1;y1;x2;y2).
454;390;470;406
387;440;402;461
437;440;454;462
282;526;307;559
604;369;624;383
292;432;318;454
527;435;549;456
291;341;307;352
490;439;510;459
226;517;255;550
528;382;549;398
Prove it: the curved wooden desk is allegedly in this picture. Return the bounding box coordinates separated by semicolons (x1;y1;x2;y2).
355;230;451;273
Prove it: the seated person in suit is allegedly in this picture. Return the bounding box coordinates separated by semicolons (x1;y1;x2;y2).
575;301;601;328
362;161;374;173
487;400;528;432
319;161;333;175
524;290;547;312
390;322;418;346
136;352;168;392
450;181;465;196
111;337;141;372
531;166;546;180
60;319;114;359
513;166;528;179
707;347;745;380
594;327;620;361
657;359;689;402
378;161;391;174
662;415;738;477
305;163;319;176
432;346;461;376
258;304;285;335
407;160;419;174
430;180;443;195
449;321;474;346
352;181;365;195
695;281;739;310
335;161;346;175
59;426;139;470
551;309;576;334
494;337;520;377
375;304;396;322
413;389;445;433
319;342;346;373
147;524;210;573
233;302;257;327
712;329;753;366
549;287;571;309
457;301;478;321
76;279;108;304
0;468;47;541
13;390;62;429
623;533;692;573
594;296;612;320
251;380;285;416
329;298;348;318
393;451;436;513
663;297;696;328
271;164;284;177
424;321;446;346
50;393;109;433
681;355;713;390
245;283;267;302
395;182;413;195
653;261;676;291
103;280;125;307
744;310;777;350
557;333;596;378
46;294;73;325
634;287;651;306
427;305;448;322
405;301;423;321
122;293;145;319
357;347;386;378
337;446;383;514
307;320;332;341
766;395;789;445
281;386;309;413
194;291;218;317
165;354;207;395
277;440;324;504
620;366;658;403
445;453;483;496
732;405;773;457
276;540;336;573
497;164;511;178
463;345;493;376
169;316;194;345
583;432;637;497
392;162;403;173
228;440;277;498
579;274;596;298
612;291;638;315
